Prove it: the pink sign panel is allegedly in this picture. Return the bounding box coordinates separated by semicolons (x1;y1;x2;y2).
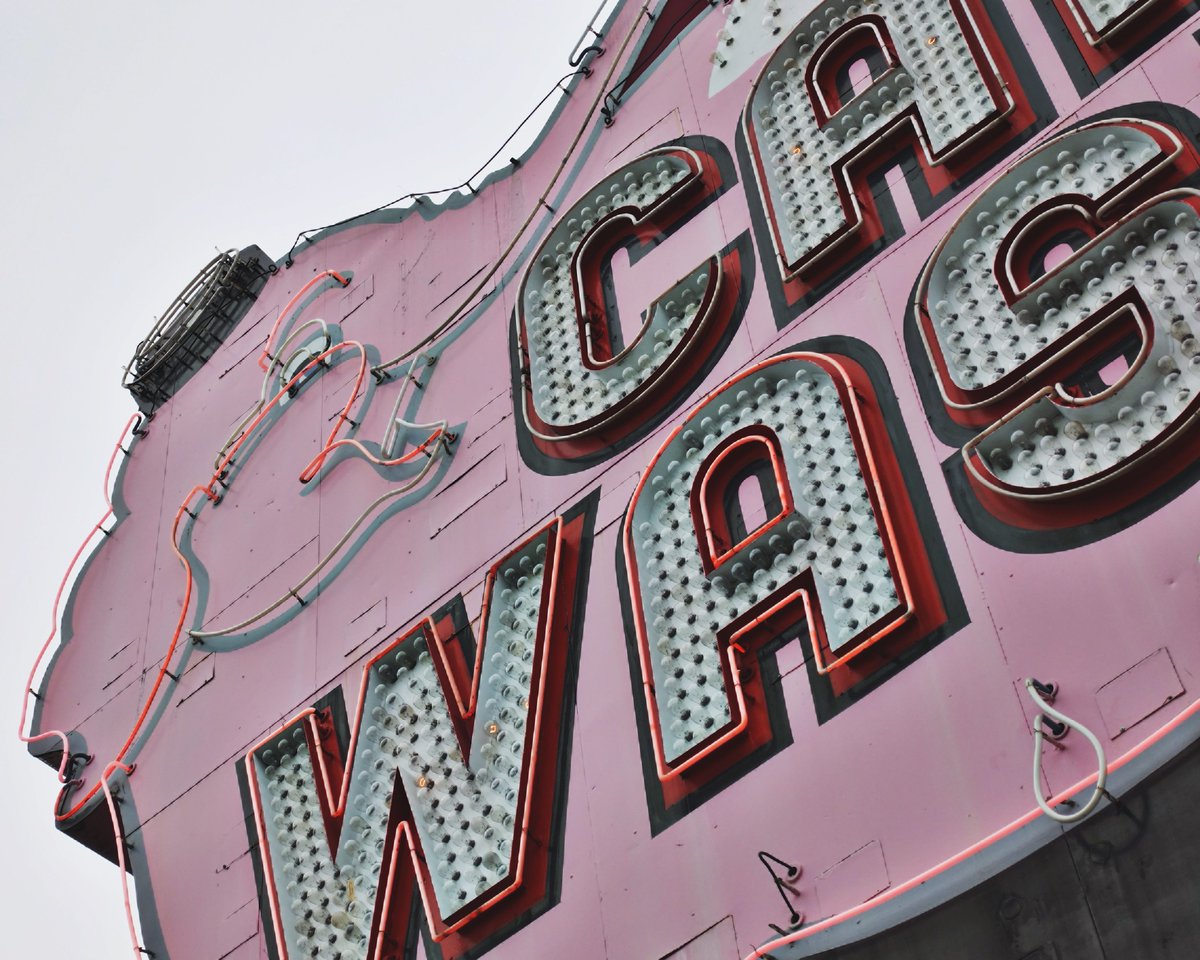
21;2;1200;959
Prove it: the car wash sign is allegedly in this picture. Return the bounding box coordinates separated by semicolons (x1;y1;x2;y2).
25;2;1200;959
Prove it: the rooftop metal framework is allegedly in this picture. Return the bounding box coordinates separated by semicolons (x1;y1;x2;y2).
123;247;272;412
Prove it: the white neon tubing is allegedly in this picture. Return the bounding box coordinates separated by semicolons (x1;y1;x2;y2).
215;318;333;472
196;305;451;642
1025;678;1109;824
370;2;651;377
187;445;445;641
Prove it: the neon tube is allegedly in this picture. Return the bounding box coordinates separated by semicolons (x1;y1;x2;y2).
24;4;650;951
1025;678;1108;824
18;413;142;777
99;761;144;960
744;692;1199;959
47;319;448;820
257;269;350;372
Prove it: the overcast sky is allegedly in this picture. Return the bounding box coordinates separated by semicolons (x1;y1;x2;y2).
0;2;601;954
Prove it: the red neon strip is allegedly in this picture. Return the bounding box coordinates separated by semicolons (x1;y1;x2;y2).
248;519;566;952
258;269;350;372
623;352;919;782
745;690;1200;959
40;301;441;823
18;413;141;780
695;430;793;570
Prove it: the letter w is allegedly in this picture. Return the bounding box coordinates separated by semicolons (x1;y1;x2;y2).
244;499;593;960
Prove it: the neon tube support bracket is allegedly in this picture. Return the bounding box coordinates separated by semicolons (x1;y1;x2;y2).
758;850;804;933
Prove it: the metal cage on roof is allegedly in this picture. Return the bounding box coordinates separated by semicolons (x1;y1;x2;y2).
123;247;272;412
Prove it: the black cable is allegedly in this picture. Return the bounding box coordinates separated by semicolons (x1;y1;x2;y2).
757;850;803;926
570;43;605;67
601;0;725;126
283;64;597;267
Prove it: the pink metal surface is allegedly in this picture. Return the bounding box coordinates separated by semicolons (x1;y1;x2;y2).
22;2;1200;958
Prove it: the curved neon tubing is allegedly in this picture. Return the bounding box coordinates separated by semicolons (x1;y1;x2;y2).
48;340;428;819
99;761;145;959
370;2;650;377
1026;678;1108;824
189;342;448;640
51;483;205;821
743;693;1200;960
334;359;450;469
226;322;447;485
188;439;445;640
27;1;645;944
216;318;330;471
257;269;350;372
215;337;372;484
18;413;142;777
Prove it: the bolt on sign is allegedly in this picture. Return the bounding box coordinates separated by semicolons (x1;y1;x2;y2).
22;2;1200;959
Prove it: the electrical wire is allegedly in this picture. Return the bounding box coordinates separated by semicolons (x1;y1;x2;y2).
20;5;652;954
1025;678;1109;824
743;693;1198;960
17;413;142;783
281;68;592;269
370;3;652;377
275;0;624;268
600;0;726;126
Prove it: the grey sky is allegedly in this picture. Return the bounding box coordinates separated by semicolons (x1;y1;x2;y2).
1;2;600;953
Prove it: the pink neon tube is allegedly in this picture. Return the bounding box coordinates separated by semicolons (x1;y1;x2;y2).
257;269;350;372
745;694;1200;959
53;341;373;821
244;518;566;956
99;761;146;959
18;413;141;779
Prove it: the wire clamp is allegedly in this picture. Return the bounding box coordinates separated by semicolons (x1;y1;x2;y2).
758;850;803;936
